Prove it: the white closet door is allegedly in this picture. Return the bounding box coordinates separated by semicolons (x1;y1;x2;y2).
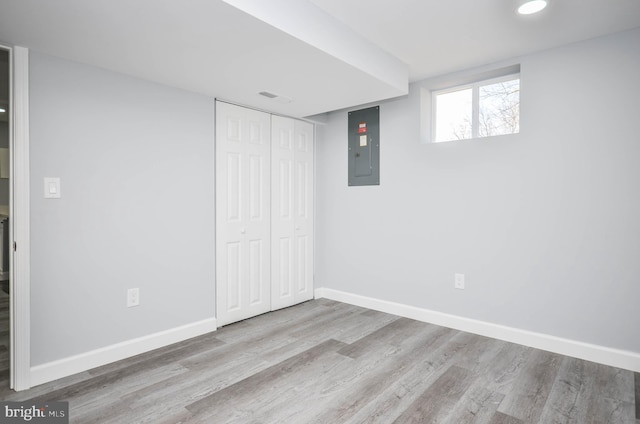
271;116;314;310
216;102;271;326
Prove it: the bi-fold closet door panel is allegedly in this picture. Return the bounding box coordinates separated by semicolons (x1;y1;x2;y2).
271;116;314;311
216;102;272;326
215;101;314;326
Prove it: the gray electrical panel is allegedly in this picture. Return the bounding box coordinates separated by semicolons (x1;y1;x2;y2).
348;106;380;186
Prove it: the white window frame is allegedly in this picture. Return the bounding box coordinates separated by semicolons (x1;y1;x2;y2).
431;72;520;142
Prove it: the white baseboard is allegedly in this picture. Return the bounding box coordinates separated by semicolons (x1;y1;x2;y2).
30;318;217;388
315;288;640;373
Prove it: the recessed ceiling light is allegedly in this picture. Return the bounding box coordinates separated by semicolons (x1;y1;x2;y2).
0;108;6;113
517;0;548;15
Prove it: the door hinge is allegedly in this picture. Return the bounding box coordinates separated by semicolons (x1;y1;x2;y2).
13;241;17;251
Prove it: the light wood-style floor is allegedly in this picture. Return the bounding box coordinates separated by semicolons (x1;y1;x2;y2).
0;298;638;423
0;290;8;389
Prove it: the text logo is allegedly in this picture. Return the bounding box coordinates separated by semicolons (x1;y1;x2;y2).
1;402;68;423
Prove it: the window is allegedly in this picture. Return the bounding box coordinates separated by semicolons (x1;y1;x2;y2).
433;74;520;142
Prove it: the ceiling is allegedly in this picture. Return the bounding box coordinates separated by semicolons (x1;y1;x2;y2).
0;0;639;118
311;0;640;82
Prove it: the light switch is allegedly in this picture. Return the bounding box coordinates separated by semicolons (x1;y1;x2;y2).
44;177;61;199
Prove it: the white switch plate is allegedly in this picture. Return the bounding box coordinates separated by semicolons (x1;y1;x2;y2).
44;177;61;199
454;273;465;290
127;288;140;307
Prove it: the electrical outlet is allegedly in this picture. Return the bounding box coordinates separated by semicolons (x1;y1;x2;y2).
127;288;140;307
454;273;465;290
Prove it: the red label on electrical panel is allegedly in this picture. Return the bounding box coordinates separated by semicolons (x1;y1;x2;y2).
358;122;367;134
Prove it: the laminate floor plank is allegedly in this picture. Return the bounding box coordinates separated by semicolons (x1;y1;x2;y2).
104;361;274;423
278;324;455;424
87;332;224;378
392;365;475;423
227;314;428;424
537;357;596;424
387;333;526;424
116;304;382;423
184;339;349;423
497;349;563;422
149;308;437;424
69;362;189;421
27;334;225;405
113;337;318;423
443;386;505;424
448;338;531;421
579;363;636;424
337;317;427;358
287;305;391;343
0;291;7;380
0;345;7;372
160;336;332;422
176;302;358;376
488;411;524;424
31;360;189;423
536;357;635;424
0;299;635;424
345;331;494;424
595;362;635;404
438;339;520;424
476;342;531;395
60;304;336;422
452;336;504;370
213;299;335;344
331;309;400;345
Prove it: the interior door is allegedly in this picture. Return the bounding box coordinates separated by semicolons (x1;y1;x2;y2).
271;116;314;310
216;101;271;326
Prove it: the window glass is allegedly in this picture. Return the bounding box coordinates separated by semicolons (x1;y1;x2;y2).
433;74;520;142
435;88;472;142
479;79;519;138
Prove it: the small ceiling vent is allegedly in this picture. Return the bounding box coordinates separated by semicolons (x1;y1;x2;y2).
259;91;278;99
259;91;292;104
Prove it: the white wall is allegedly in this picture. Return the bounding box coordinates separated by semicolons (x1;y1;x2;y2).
29;52;215;366
316;28;640;355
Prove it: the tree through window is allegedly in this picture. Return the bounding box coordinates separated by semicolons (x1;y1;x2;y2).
433;75;520;142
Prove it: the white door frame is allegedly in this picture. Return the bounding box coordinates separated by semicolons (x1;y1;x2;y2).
10;45;30;391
